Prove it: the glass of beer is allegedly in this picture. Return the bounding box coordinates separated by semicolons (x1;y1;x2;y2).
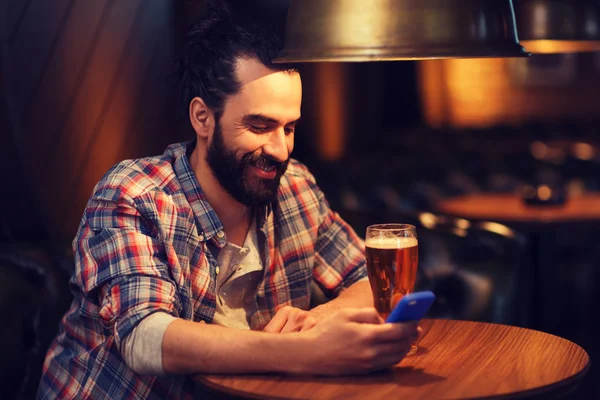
365;224;419;354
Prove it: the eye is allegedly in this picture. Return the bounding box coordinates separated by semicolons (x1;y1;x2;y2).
249;125;270;133
284;126;295;135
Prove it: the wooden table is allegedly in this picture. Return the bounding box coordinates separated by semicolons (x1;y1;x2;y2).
195;319;590;399
437;193;600;331
437;193;600;229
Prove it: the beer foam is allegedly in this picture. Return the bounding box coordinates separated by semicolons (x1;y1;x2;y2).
365;236;418;249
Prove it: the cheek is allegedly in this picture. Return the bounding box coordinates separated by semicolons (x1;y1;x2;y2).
231;136;262;157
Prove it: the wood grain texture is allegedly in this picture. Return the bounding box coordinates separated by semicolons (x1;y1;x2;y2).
62;0;176;234
21;0;110;157
9;0;73;115
196;319;589;400
5;0;179;242
437;194;600;227
7;0;31;44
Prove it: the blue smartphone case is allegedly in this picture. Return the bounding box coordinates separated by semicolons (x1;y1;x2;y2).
385;291;436;323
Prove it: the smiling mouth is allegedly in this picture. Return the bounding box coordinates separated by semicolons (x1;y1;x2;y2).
251;164;277;179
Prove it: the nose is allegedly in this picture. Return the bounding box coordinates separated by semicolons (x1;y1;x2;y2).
263;128;291;162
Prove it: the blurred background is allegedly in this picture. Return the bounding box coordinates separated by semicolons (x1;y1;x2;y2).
2;0;600;398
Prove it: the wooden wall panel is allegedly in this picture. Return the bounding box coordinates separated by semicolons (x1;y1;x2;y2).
1;0;47;241
63;1;176;236
22;0;110;161
42;0;143;231
7;0;31;42
9;0;72;116
4;0;179;243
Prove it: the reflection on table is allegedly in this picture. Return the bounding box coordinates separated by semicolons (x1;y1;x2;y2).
437;193;600;228
195;319;590;400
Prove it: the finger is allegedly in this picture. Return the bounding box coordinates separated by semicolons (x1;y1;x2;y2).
299;316;318;332
280;322;300;333
342;308;384;325
281;314;305;333
263;310;290;333
282;312;318;333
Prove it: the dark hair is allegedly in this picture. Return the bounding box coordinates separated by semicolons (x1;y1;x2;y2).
172;3;295;121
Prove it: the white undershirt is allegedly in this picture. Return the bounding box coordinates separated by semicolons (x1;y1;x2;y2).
121;221;263;375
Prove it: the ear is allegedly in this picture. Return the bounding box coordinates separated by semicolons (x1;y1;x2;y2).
189;97;214;140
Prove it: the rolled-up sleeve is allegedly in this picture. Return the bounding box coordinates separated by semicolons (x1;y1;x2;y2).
311;184;368;297
74;190;181;350
96;270;179;349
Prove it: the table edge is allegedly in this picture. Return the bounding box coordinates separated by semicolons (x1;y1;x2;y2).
436;194;600;226
482;359;591;399
194;319;591;400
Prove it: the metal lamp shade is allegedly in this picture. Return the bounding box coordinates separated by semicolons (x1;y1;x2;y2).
515;0;600;53
274;0;529;62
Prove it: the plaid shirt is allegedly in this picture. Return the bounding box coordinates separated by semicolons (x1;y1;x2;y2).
38;141;367;399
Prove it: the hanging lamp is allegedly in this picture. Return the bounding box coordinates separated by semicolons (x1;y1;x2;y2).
274;0;529;62
515;0;600;53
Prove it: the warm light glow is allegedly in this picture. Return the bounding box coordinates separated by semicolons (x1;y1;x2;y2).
537;185;552;201
419;212;437;229
418;58;520;128
452;228;468;237
520;40;600;54
531;141;548;160
418;53;600;128
418;60;447;129
573;142;595;161
315;63;346;161
478;222;515;239
456;218;471;230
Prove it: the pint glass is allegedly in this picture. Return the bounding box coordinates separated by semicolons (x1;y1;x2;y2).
365;224;419;354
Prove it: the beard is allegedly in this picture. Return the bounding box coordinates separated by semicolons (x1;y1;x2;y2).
206;122;289;207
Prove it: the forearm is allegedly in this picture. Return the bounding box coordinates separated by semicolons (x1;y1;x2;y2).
162;319;309;375
310;280;373;320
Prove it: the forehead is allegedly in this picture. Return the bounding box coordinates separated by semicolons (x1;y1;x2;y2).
224;57;302;122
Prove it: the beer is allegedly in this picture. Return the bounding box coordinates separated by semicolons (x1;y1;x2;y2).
365;236;418;319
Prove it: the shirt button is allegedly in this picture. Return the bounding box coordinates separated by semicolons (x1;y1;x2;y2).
216;231;225;238
198;234;205;241
215;266;220;275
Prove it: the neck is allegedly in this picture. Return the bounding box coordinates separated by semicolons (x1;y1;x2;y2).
189;145;253;242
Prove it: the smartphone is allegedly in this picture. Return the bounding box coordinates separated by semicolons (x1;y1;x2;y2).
385;291;436;323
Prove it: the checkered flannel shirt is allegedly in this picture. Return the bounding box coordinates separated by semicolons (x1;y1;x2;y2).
38;141;367;399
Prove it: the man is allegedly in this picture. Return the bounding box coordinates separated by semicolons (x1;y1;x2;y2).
38;5;419;399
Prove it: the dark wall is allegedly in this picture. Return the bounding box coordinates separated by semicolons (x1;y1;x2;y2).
2;0;184;244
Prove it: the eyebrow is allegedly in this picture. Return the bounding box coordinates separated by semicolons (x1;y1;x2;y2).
242;114;302;126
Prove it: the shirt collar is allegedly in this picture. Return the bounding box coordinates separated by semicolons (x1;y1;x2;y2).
168;140;272;245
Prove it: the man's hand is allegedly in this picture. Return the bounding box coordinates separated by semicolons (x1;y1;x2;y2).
162;307;420;375
295;308;421;375
263;306;318;333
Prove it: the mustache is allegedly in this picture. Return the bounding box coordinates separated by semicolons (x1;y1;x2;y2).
243;153;289;172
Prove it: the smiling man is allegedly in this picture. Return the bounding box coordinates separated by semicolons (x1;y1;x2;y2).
37;5;419;400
